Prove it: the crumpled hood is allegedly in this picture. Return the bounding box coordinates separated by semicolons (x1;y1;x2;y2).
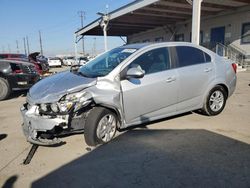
28;71;96;104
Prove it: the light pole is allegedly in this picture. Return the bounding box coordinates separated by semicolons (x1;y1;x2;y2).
97;12;110;52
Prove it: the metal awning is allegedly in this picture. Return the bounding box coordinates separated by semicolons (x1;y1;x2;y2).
75;0;250;37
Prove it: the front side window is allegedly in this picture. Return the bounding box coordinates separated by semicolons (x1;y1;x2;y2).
176;46;206;67
128;47;170;75
78;48;137;78
241;22;250;44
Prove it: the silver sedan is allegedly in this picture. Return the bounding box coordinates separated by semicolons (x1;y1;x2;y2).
20;42;237;146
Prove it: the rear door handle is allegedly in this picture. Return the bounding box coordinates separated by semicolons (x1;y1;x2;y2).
166;77;176;83
204;68;212;72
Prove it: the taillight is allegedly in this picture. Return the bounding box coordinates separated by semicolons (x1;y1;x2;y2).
232;63;237;74
34;64;42;75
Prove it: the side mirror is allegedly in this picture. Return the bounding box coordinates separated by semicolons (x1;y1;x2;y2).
126;67;144;79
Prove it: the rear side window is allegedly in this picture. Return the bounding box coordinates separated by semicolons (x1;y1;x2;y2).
176;46;206;67
204;52;211;62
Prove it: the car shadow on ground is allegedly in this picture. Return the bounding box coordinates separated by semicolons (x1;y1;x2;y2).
2;175;18;188
0;134;7;141
32;129;250;188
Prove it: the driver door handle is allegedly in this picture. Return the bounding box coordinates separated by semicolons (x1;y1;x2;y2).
204;68;212;72
166;77;176;83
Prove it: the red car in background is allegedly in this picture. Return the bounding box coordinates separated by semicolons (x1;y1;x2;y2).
0;53;49;75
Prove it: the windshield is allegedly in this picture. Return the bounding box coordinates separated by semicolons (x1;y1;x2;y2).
78;47;137;78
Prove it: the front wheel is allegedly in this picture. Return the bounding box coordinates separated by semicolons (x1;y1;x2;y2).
202;85;227;116
84;107;118;146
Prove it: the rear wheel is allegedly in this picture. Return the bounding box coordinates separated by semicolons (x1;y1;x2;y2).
84;107;118;146
202;85;227;116
0;77;10;101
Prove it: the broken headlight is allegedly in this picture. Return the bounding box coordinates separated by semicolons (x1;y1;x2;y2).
39;103;61;113
38;92;92;114
59;92;92;113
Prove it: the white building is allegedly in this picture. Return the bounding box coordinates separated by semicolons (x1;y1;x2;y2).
76;0;250;66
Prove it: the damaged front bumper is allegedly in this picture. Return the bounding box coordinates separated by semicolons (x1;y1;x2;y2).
21;104;68;146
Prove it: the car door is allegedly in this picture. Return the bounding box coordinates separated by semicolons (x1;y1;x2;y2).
173;46;215;111
120;47;178;124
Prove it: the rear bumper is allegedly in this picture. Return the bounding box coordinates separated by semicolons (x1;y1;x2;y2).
8;73;40;90
228;75;237;97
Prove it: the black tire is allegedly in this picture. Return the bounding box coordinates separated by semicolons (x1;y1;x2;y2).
202;85;227;116
84;107;118;146
0;77;11;101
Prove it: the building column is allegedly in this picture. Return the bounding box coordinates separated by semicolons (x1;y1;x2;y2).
100;15;110;52
191;0;203;45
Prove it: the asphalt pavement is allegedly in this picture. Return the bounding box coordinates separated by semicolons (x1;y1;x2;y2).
0;68;250;188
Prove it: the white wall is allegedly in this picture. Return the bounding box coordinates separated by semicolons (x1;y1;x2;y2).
128;7;250;56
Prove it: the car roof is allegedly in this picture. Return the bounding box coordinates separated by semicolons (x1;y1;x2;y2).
121;42;200;50
0;59;34;66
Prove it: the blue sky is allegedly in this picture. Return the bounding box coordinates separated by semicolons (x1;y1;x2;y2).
0;0;133;56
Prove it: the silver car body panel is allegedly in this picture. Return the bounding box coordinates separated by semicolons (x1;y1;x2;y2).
20;42;237;144
28;71;96;104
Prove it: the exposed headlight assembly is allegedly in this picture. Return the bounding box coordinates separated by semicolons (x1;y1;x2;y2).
59;92;92;112
39;92;92;114
50;103;59;113
40;103;48;111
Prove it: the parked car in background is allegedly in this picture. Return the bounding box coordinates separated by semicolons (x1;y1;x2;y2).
20;42;237;146
0;53;43;76
63;56;75;66
48;57;62;67
78;57;89;65
28;52;49;75
0;59;40;100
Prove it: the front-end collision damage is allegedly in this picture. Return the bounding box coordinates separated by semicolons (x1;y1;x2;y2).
21;90;95;145
21;104;68;145
87;77;125;129
20;72;125;146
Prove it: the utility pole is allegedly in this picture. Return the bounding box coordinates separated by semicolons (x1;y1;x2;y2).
93;37;96;56
39;30;43;56
8;44;11;53
23;37;27;55
16;40;19;53
26;36;30;55
78;11;85;55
